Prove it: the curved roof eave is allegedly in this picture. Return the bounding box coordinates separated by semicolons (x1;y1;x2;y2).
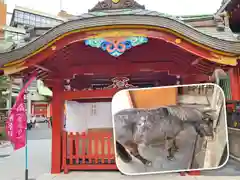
216;0;231;14
0;13;240;67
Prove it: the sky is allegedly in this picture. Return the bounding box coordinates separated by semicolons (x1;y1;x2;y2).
5;0;223;17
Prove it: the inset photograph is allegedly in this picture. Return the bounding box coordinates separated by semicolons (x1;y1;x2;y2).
112;84;229;175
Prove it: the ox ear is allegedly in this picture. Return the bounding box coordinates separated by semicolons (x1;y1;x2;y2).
162;107;169;116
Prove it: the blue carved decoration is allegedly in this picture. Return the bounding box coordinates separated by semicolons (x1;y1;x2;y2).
84;36;148;57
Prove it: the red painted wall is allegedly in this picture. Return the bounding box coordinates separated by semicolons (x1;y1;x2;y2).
32;103;48;116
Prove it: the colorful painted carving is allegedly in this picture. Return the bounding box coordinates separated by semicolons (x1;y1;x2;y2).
106;77;137;89
64;76;137;91
84;36;148;57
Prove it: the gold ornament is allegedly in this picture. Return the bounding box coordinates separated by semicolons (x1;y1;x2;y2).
112;0;120;3
175;38;182;44
51;45;56;51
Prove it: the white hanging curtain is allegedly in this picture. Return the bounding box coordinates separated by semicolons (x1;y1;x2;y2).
86;102;112;129
65;101;113;132
65;100;88;133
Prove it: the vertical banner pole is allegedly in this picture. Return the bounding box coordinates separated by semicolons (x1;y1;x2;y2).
25;129;28;180
24;90;28;180
5;73;37;180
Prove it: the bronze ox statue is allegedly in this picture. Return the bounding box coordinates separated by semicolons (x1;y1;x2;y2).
114;105;215;166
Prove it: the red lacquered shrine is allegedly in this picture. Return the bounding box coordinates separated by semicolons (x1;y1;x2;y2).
0;0;240;175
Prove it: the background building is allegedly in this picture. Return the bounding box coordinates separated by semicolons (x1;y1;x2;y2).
0;3;68;123
0;0;7;38
1;0;239;123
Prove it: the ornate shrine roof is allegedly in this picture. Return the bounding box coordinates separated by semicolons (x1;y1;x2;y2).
0;0;240;68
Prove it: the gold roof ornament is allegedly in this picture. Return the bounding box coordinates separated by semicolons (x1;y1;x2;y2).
112;0;120;3
89;0;145;12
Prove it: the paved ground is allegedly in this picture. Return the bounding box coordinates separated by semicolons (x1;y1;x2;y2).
36;172;192;180
27;123;52;140
0;124;240;180
37;172;240;180
201;157;240;176
0;123;51;180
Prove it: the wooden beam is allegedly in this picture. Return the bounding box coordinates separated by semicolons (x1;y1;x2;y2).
38;72;49;79
182;74;210;84
47;62;201;79
43;79;62;88
193;66;211;74
34;65;52;72
70;62;174;74
191;58;202;65
63;89;118;100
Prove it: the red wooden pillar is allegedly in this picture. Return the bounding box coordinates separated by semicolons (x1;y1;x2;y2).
51;81;64;174
229;68;240;100
49;103;52;117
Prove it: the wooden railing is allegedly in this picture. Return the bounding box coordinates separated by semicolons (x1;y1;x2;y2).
62;131;117;173
61;130;201;175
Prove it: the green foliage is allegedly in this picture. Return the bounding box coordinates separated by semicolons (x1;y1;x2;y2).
0;125;6;140
0;76;10;87
0;76;10;108
0;130;6;138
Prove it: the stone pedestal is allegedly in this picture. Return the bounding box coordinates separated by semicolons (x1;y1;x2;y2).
228;127;240;158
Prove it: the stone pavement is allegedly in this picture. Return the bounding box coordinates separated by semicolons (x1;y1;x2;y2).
36;172;240;180
27;123;52;140
1;125;240;180
0;139;51;180
201;157;240;176
0;125;52;180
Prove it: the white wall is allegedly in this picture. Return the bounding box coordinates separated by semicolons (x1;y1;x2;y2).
65;90;133;133
111;90;133;115
65;101;113;133
65;101;88;133
86;102;113;129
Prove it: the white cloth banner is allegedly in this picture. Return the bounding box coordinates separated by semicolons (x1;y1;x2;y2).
86;102;112;129
65;101;113;133
111;90;133;114
65;101;88;133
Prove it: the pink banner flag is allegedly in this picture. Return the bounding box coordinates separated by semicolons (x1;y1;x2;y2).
5;74;37;150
